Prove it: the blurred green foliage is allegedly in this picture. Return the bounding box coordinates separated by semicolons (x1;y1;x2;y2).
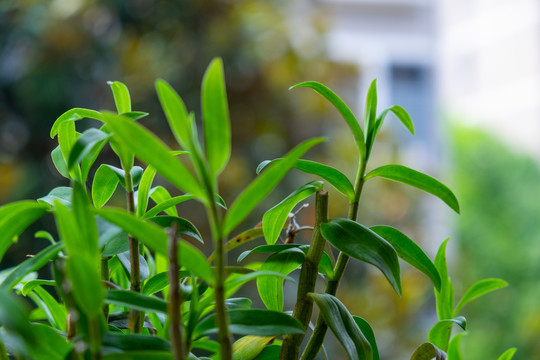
453;126;540;359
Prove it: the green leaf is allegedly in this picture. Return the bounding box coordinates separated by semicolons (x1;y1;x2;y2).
0;288;35;345
410;343;447;360
497;348;517;360
92;164;121;208
202;57;231;175
105;289;168;314
22;280;56;296
51;145;69;178
147;215;203;243
0;242;64;291
108;81;132;114
37;186;72;208
122;111;149;121
143;195;196;219
193;309;304;339
72;180;99;257
352;316;380;360
435;239;454;320
68;128;110;170
290;81;365;156
178;241;214;284
257;249;304;311
309;293;372;360
156;78;192;149
454;278;508;315
101;228;129;256
254;345;281;360
232;335;274;360
103;332;170;351
136;166;157;217
101;112;203;198
28;323;73;360
365;165;460;213
364;79;378;156
67;252;104;316
321;218;402;296
0;201;48;262
263;181;322;245
149;186;178;216
104;351;173;360
27;285;67;331
375;105;414;138
224;137;324;236
370;225;441;292
428;317;466;351
50;108;103;138
447;332;465;360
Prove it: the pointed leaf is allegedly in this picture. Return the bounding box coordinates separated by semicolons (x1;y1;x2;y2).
51;145;69;178
68;128;110;170
232;335;274;360
143;195;196;219
156;79;191;149
0;201;48;261
309;293;372;360
108;81;131;114
224;137;324;236
92;164;120;208
37;186;72;208
178;241;214;284
136;166;158;217
101;112;202;198
364;79;378;155
263;181;322;245
105;289;168;314
454;278;508;315
257;159;354;201
353;316;380;360
27;285;67;331
370;225;441;291
193;309;304;339
148;215;203;243
497;348;517;360
321;218;402;295
410;343;447;360
428;317;466;351
365;165;460;213
257;249;304;311
291;81;365;155
447;332;465;360
50;108;103;138
149;186;178;216
202;57;231;175
435;239;454;320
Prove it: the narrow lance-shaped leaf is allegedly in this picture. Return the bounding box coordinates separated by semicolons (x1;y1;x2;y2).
137;166;158;217
352;317;380;360
0;201;48;262
193;309;304;339
156;79;192;150
68;128;110;170
453;278;508;315
202;57;231;175
142;195;196;219
321;218;402;296
428;317;466;352
257;248;305;311
50;108;103;138
101;112;203;198
410;343;447;360
365;164;460;213
446;332;465;360
290;81;365;157
105;289;168;314
435;239;454;320
364;79;378;156
224;137;324;237
257;159;355;202
497;348;517;360
263;181;322;245
232;335;274;360
374;105;414;141
370;225;441;292
108;81;132;114
309;293;372;360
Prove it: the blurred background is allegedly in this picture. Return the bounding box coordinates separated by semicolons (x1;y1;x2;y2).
0;0;538;358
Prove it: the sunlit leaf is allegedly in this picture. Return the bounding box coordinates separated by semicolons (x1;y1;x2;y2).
50;108;103;138
202;57;231;175
290;81;365;156
224;137;324;236
0;289;35;346
156;79;192;149
0;201;48;262
68;128;110;170
92;164;120;208
232;335;274;360
105;289;168;314
454;278;508;315
370;225;441;292
365;165;460;213
193;309;304;339
321;218;402;296
410;343;447;360
149;186;177;216
101;112;202;198
136;166;157;217
37;186;72;208
497;348;517;360
28;323;73;360
364;79;378;156
108;81;132;114
147;215;203;243
262;181;322;245
143;195;196;219
435;239;454;320
27;285;67;331
309;293;372;360
428;317;466;351
447;332;465;360
51;145;69;178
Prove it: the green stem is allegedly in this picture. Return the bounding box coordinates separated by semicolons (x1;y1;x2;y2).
125;169;143;333
301;160;367;360
279;191;329;360
168;223;185;360
0;340;7;360
89;316;102;360
101;257;110;321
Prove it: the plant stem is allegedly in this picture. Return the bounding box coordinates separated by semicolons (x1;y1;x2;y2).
168;223;185;360
101;257;109;321
125;169;142;333
89;316;102;360
279;191;329;360
0;340;8;360
301;160;367;360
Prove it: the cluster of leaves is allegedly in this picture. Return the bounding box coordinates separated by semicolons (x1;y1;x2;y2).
0;58;513;360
